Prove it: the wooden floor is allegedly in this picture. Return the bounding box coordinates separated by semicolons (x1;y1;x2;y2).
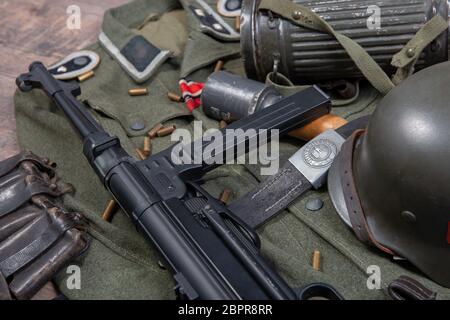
0;0;129;161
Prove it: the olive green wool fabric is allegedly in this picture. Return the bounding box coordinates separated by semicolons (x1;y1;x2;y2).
14;0;450;299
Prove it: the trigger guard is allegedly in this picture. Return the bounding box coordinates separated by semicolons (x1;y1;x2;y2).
296;283;344;300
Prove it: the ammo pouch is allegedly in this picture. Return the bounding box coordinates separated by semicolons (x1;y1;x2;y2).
0;152;89;300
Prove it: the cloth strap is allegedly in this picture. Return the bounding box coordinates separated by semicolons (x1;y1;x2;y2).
338;130;395;256
391;14;449;84
265;72;361;107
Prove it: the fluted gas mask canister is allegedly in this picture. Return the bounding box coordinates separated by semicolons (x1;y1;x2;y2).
240;0;449;84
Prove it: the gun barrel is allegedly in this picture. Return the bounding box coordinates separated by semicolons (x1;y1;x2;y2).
18;62;105;140
53;91;105;139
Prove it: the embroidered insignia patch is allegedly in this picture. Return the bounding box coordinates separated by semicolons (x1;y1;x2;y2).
48;50;100;80
99;33;172;83
189;0;240;41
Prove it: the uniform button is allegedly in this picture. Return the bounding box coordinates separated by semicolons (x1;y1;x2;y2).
130;120;145;131
306;198;324;211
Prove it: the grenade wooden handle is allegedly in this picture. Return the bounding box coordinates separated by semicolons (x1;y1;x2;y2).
289;114;348;141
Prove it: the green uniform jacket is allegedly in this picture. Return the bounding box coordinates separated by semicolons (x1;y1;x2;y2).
14;0;450;299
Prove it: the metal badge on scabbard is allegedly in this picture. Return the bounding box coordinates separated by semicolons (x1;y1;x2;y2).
0;152;89;300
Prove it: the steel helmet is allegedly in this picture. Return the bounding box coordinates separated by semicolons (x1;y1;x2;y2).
328;61;450;287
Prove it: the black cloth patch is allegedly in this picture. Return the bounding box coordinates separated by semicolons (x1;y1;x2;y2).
121;36;161;72
189;5;231;36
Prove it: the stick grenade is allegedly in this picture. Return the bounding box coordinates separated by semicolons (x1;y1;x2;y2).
202;72;349;142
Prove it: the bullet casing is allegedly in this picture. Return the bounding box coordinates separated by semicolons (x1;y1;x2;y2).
219;189;232;204
167;92;183;102
148;123;164;138
214;60;225;72
157;125;176;137
77;70;95;82
136;148;147;160
102;200;117;222
129;88;148;96
312;250;321;271
235;16;241;32
143;136;152;156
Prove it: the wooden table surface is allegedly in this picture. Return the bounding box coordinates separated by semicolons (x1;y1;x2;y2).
0;0;130;161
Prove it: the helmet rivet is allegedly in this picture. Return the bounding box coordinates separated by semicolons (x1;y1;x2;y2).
406;48;415;58
306;198;324;211
292;11;302;20
401;211;416;223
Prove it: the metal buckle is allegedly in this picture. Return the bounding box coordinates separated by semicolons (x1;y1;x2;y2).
289;129;345;189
